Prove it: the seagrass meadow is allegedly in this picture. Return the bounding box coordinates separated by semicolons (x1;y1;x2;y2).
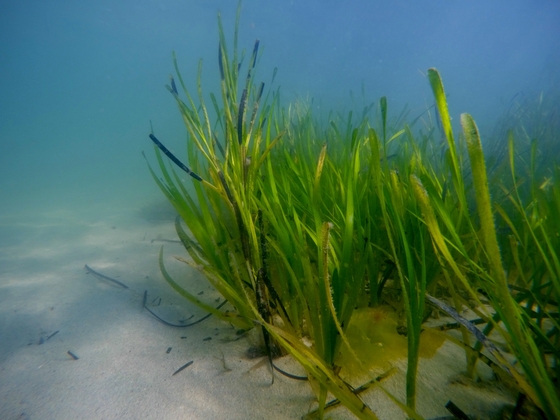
145;8;560;420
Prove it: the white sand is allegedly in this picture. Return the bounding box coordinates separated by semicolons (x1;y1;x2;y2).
0;201;516;419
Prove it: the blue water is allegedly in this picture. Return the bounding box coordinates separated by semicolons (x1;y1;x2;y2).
1;0;559;217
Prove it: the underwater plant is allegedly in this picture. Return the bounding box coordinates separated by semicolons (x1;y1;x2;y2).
146;4;559;419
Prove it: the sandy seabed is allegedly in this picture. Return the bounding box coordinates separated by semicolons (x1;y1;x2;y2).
0;200;516;420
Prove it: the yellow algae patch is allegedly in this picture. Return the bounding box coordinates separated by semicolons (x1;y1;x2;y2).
337;306;445;376
418;327;446;358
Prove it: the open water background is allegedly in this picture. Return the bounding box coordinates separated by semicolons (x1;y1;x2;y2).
1;0;559;216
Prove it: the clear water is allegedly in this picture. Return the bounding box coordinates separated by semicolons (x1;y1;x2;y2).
1;1;559;220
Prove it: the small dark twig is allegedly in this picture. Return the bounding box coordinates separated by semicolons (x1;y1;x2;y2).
303;368;396;418
150;238;182;244
172;360;193;376
445;400;470;420
142;290;227;327
84;264;129;289
214;350;232;372
272;362;307;381
46;330;59;341
436;318;485;331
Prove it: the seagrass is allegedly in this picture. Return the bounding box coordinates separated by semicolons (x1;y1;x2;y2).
146;5;560;418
